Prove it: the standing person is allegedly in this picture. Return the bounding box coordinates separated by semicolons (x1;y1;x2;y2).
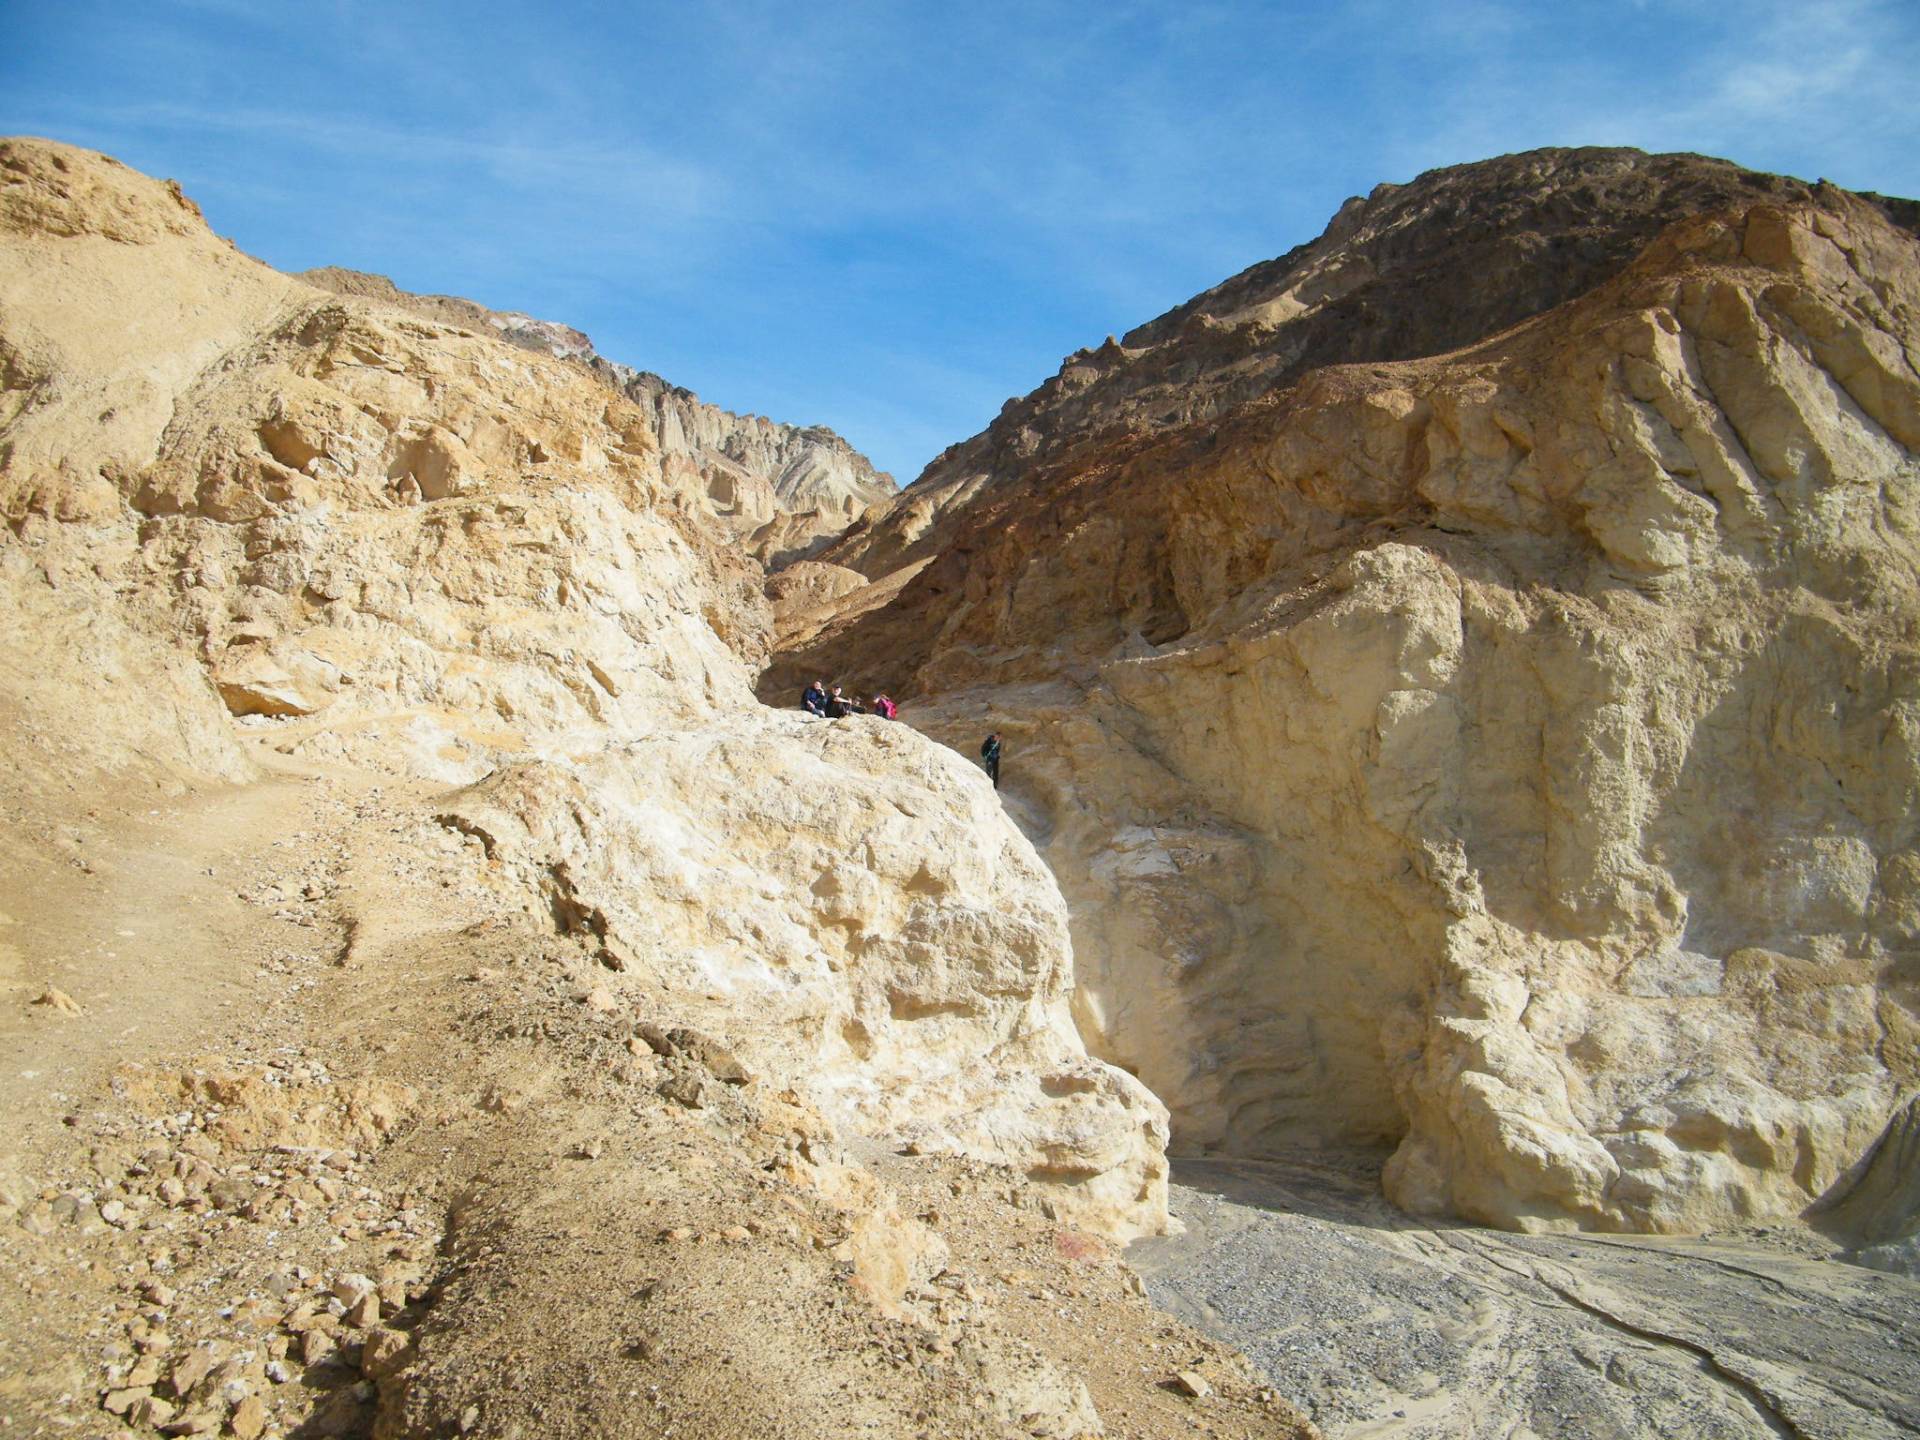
981;732;1001;789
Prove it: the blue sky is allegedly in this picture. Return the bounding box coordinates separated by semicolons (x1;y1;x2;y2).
6;2;1918;483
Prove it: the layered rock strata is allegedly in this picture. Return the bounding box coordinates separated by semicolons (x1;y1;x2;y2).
821;147;1918;579
773;154;1920;1240
605;364;896;566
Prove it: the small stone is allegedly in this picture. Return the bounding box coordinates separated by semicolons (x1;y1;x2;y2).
657;1071;707;1109
572;1138;604;1160
130;1394;177;1427
359;1327;411;1379
330;1273;374;1305
346;1291;380;1329
301;1329;335;1366
229;1394;267;1439
459;1404;481;1433
168;1343;222;1399
33;986;83;1015
207;1177;253;1211
142;1281;177;1308
1169;1369;1213;1400
159;1409;221;1435
718;1225;751;1243
264;1361;293;1384
101;1386;150;1415
660;1226;695;1243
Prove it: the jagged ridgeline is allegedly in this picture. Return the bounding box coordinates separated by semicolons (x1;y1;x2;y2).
299;265;896;567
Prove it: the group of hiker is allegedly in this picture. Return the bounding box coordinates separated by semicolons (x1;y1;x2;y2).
800;679;898;721
797;680;1005;790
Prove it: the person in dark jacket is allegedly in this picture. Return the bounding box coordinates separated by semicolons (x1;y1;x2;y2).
801;680;827;717
981;732;1001;789
826;685;853;719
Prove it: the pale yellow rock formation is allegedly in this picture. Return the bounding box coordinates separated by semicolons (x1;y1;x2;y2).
442;714;1170;1239
618;368;895;566
299;267;897;567
0;137;1167;1245
782;181;1920;1237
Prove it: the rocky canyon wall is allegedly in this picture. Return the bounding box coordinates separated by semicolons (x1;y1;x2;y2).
606;365;896;567
775;158;1920;1245
0;138;1164;1239
302;267;897;567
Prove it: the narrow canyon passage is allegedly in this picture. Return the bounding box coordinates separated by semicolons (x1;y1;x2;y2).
1130;1154;1920;1440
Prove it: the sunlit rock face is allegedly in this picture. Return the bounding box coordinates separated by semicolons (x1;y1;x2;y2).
772;148;1920;1236
609;367;895;567
302;266;898;568
443;715;1170;1241
0;136;1167;1241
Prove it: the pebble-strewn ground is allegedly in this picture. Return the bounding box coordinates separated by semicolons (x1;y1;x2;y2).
1;745;1315;1440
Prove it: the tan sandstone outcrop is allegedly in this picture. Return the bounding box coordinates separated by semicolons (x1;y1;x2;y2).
0;136;1166;1244
302;268;897;567
612;367;896;566
442;715;1168;1239
773;156;1920;1238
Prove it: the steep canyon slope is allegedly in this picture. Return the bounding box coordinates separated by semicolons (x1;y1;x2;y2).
771;148;1920;1251
303;266;896;566
0;139;1275;1440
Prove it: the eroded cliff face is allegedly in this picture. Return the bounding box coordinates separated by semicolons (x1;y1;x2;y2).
608;366;896;567
0;115;1174;1354
301;267;897;567
775;159;1920;1242
820;147;1917;581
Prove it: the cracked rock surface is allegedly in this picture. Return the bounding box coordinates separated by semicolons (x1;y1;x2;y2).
1132;1154;1920;1439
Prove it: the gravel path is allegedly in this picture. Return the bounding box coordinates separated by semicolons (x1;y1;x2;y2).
1129;1152;1920;1439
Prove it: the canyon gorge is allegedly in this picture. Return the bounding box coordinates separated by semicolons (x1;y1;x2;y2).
2;135;1918;1440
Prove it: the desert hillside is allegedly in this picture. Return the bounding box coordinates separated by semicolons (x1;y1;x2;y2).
5;131;1920;1440
302;265;897;567
0;138;1297;1440
772;146;1920;1243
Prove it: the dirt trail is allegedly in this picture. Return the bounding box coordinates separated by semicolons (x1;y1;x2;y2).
0;744;1315;1440
0;761;359;1208
1129;1154;1920;1439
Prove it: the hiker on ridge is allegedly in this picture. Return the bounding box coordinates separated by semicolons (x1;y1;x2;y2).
981;732;1001;789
